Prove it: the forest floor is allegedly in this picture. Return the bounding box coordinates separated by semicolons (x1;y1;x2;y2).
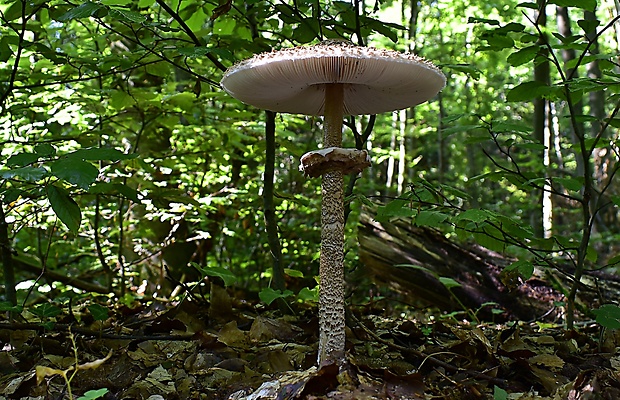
1;287;620;400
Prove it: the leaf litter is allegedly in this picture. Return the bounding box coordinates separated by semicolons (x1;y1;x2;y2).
1;287;620;399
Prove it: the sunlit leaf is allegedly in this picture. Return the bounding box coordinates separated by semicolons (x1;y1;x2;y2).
76;388;110;400
284;268;304;278
51;158;98;189
195;264;236;286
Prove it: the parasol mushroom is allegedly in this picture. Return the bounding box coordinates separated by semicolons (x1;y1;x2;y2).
220;40;445;366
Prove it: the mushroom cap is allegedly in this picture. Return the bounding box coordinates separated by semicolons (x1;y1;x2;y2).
220;42;446;116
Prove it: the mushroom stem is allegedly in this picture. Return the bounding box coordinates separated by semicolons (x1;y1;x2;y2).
318;83;346;365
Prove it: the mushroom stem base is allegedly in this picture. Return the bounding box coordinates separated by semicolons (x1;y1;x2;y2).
318;169;346;365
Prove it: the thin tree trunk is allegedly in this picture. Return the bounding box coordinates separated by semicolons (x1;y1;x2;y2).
397;109;406;194
0;201;16;306
556;6;585;176
263;111;285;293
386;112;397;190
532;0;550;237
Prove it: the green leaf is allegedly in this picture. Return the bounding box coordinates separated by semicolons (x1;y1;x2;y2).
454;208;493;223
70;147;136;162
473;224;506;252
375;199;416;222
482;33;514;50
0;36;13;62
553;177;583;192
196;265;236;286
34;143;57;156
7;153;40;167
495;23;526;34
516;2;538;9
505;260;534;280
165;92;196;111
494;385;509;400
110;90;135;110
0;166;48;181
57;1;105;21
492;121;532;133
89;183;141;203
178;47;212;58
506;81;549;102
259;288;294;305
47;185;82;233
77;388;110;400
577;19;600;34
414;210;449;228
548;0;596;12
438;277;461;290
32;303;62;318
292;19;319;43
108;8;146;23
1;188;25;204
0;301;23;313
442;124;483;137
88;304;110;321
443;64;481;79
592;305;620;329
364;17;399;42
467;17;500;25
284;268;304;278
507;46;540;67
607;254;620;267
297;286;318;302
51;158;98;189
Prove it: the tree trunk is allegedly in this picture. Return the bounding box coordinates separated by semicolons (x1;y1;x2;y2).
532;0;550;238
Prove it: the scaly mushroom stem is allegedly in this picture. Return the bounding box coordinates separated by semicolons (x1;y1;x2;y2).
318;83;346;365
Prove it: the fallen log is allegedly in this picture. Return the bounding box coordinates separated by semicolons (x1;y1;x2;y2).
357;213;564;322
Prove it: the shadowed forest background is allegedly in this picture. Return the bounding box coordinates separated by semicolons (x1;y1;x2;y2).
1;0;620;398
